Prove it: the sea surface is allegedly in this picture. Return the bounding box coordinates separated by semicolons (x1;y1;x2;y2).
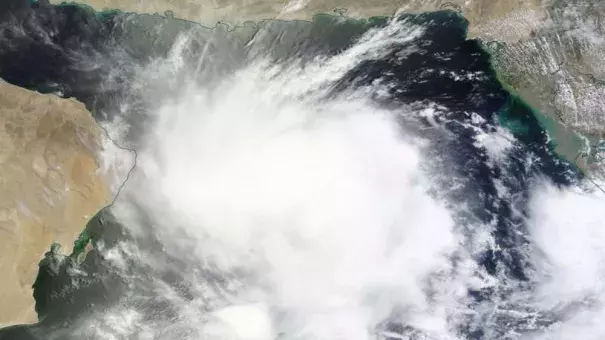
1;1;604;339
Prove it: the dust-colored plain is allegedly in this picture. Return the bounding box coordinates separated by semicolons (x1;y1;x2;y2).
0;80;111;326
49;0;545;42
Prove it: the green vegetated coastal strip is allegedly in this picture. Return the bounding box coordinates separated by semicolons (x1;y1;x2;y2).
485;48;585;167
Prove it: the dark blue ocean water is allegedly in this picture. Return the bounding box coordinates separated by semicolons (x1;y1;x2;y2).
0;1;581;339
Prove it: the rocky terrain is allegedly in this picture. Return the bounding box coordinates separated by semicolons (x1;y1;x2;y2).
47;0;544;41
0;80;112;326
47;0;605;175
486;1;605;178
489;1;605;133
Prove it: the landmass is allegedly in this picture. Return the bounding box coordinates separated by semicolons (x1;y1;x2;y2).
0;80;112;326
485;0;605;178
46;0;544;42
46;0;605;176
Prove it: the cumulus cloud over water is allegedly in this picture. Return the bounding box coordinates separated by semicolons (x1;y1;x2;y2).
90;17;605;340
124;60;463;340
527;183;605;340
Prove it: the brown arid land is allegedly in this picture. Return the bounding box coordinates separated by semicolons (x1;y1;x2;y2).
49;0;545;43
0;80;112;326
47;0;605;140
48;0;605;161
45;0;605;138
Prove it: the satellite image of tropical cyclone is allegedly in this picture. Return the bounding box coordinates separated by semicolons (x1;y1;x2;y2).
1;0;605;338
